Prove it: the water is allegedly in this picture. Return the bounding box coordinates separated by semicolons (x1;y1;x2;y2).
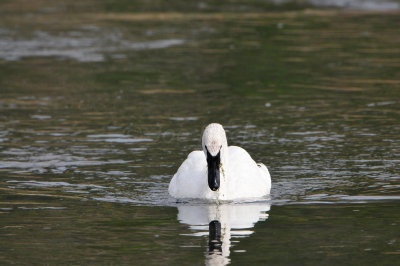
1;0;399;264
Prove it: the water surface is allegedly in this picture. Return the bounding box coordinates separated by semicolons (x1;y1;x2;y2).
0;0;399;264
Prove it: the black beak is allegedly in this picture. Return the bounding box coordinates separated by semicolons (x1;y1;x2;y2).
206;147;220;191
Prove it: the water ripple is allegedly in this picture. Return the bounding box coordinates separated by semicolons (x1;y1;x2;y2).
0;29;186;62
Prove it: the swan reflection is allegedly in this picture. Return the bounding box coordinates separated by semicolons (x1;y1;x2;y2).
177;202;271;265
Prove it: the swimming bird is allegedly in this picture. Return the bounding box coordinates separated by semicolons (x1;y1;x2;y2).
168;123;271;200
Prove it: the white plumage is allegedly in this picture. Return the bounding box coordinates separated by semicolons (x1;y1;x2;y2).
168;123;271;200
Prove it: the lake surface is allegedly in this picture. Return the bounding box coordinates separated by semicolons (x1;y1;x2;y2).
0;0;399;264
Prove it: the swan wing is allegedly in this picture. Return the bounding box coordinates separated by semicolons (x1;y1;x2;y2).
228;146;271;197
168;151;207;198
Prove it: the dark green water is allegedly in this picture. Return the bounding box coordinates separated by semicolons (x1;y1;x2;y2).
0;0;399;264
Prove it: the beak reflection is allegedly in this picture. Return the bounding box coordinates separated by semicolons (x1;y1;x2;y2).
209;220;222;253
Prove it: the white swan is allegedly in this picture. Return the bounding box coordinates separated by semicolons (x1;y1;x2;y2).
168;123;271;200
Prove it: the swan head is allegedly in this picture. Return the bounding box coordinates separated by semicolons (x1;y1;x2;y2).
202;123;228;192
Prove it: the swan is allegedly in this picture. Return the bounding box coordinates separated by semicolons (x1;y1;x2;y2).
168;123;271;200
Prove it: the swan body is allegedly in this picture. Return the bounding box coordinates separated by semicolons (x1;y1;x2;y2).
168;123;271;200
